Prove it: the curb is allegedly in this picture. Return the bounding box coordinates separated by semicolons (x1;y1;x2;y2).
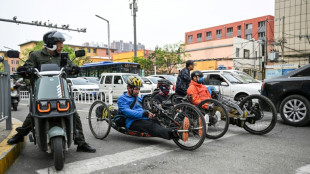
0;120;25;174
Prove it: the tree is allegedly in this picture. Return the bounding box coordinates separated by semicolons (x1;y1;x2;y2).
150;42;189;74
131;56;153;76
20;41;90;66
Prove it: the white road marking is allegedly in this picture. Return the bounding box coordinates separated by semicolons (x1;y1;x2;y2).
296;164;310;174
36;133;238;174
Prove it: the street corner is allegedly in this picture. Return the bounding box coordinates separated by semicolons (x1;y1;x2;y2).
0;119;24;174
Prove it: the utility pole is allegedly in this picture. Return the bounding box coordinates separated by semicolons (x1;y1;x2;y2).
130;0;138;58
281;16;285;60
262;17;268;80
95;15;111;61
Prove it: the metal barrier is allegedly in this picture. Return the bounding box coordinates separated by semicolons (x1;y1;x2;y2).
0;56;12;129
20;89;114;105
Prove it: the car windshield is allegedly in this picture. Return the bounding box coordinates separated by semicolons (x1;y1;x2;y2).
222;73;243;84
122;74;145;84
86;77;99;84
71;79;92;85
233;72;258;83
163;75;177;83
147;77;161;84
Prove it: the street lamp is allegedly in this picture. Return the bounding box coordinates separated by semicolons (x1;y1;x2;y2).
129;0;138;58
95;15;111;61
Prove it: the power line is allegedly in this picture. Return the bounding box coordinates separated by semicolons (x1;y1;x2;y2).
0;16;86;33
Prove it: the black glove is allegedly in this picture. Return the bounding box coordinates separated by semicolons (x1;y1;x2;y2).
17;66;28;73
142;111;149;118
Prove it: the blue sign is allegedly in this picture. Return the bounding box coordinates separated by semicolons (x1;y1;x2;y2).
266;69;282;79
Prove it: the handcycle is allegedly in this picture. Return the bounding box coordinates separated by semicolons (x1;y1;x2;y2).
88;100;206;151
172;88;277;139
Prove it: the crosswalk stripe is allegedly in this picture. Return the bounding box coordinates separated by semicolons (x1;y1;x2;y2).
36;133;238;174
296;164;310;174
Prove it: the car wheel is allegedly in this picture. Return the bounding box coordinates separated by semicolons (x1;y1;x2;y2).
280;95;310;126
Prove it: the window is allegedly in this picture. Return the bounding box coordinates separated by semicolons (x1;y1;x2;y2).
11;60;14;64
72;47;75;51
216;30;222;39
188;35;193;43
16;60;19;65
206;31;212;40
197;33;202;42
227;27;233;37
237;25;241;31
258;32;265;40
246;34;252;40
236;48;240;57
87;48;91;53
114;76;123;84
246;24;252;29
105;76;113;84
93;49;97;53
100;76;105;84
258;21;265;28
106;50;109;55
244;49;250;58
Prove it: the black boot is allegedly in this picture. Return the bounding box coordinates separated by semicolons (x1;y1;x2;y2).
7;133;24;145
76;143;96;153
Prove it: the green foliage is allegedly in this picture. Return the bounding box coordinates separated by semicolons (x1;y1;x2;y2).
132;56;153;76
149;42;189;74
0;64;4;72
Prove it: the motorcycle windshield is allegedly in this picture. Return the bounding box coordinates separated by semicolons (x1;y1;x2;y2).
35;76;69;99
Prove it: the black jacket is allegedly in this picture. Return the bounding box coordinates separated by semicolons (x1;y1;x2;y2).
175;67;191;94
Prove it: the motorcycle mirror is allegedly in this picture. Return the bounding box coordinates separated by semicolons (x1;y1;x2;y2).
6;50;20;58
75;50;85;57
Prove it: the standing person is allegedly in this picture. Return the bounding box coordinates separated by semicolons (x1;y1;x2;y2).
7;31;96;153
175;60;194;96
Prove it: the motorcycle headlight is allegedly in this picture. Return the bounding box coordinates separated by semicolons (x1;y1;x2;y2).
57;100;70;111
37;101;51;113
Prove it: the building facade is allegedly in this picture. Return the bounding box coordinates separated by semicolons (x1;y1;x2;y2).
0;51;20;74
184;15;274;79
111;40;145;53
274;0;310;65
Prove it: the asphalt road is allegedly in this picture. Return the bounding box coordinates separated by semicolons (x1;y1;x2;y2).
6;100;310;174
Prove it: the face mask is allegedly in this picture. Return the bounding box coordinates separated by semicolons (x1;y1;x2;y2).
198;77;204;84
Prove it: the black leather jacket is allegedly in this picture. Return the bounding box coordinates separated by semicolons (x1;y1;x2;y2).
175;67;191;94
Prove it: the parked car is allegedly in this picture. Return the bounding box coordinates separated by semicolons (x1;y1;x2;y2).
99;73;152;100
148;74;176;93
261;64;310;126
202;71;261;101
78;77;99;85
67;78;99;99
143;76;175;94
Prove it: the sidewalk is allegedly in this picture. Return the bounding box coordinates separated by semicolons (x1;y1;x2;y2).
0;118;24;174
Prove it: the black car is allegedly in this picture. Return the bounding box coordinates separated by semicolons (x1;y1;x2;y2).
261;64;310;126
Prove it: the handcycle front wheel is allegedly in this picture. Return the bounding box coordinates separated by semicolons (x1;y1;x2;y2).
198;99;229;139
88;100;112;139
171;103;206;151
239;94;277;135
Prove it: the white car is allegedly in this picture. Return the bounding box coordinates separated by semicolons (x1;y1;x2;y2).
99;73;152;100
67;78;99;99
202;71;261;101
142;77;161;92
147;74;176;93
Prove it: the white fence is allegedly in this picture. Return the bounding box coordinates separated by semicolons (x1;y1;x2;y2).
20;90;113;105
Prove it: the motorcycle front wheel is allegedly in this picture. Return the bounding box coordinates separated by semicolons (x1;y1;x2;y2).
52;136;65;171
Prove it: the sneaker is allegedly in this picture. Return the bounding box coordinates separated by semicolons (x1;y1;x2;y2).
181;117;190;142
7;133;24;145
76;143;96;153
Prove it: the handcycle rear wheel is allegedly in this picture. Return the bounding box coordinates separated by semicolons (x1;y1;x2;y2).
239;94;277;135
171;103;206;151
198;99;229;139
88;100;112;139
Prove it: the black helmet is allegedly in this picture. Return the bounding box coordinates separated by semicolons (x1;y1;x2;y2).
43;31;66;51
191;71;203;79
157;79;172;87
127;76;143;88
186;60;194;67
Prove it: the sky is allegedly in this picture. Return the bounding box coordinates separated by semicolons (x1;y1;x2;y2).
0;0;274;51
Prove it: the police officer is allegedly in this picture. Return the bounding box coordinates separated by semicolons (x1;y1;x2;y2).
7;31;96;153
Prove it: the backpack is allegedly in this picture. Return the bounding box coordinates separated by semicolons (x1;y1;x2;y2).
113;97;137;127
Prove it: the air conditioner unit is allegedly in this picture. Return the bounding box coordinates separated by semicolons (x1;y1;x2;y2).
268;52;279;62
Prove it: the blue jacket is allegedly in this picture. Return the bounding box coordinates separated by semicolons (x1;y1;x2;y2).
117;92;148;129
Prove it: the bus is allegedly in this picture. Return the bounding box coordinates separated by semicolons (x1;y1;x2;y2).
79;61;141;77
